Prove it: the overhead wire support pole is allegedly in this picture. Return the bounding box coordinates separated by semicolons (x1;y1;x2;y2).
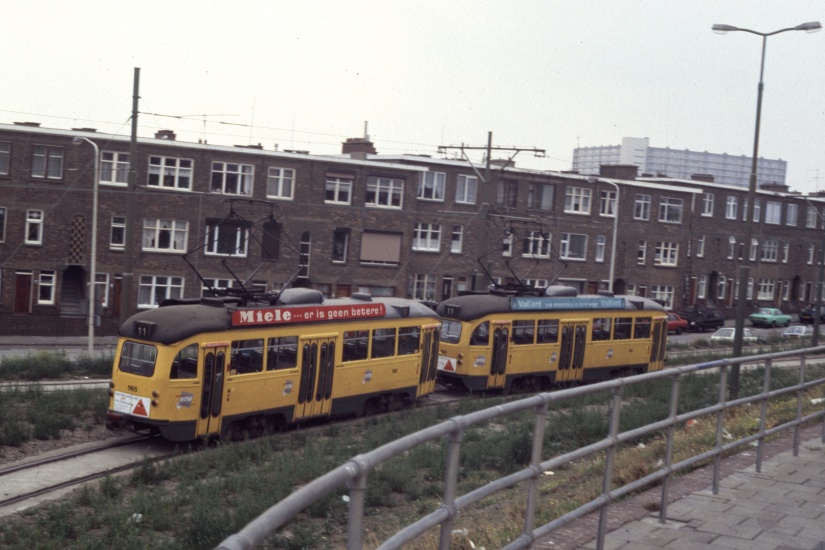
438;133;545;291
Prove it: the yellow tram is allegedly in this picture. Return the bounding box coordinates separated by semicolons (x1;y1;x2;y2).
106;289;441;442
436;287;667;392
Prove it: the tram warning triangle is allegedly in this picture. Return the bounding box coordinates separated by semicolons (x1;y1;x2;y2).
132;399;149;417
443;360;455;372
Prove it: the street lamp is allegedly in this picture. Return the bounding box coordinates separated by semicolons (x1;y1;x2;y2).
72;136;100;356
712;21;821;397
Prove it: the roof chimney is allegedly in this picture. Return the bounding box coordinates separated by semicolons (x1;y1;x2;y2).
342;137;377;159
155;129;176;140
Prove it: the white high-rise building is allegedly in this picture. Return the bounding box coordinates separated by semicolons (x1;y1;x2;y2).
572;137;786;187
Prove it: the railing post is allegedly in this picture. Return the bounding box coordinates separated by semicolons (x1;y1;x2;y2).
520;399;549;543
659;372;681;523
596;384;624;550
756;357;773;473
438;422;465;550
712;364;729;495
795;352;807;456
346;459;368;550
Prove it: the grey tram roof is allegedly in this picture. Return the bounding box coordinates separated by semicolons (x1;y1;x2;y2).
119;289;440;346
436;290;666;322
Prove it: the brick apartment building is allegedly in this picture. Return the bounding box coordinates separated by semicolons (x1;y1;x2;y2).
1;121;823;336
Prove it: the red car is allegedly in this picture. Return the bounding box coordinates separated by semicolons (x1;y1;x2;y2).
667;312;688;335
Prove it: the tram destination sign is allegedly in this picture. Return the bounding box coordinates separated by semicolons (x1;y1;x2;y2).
232;303;387;327
511;296;626;311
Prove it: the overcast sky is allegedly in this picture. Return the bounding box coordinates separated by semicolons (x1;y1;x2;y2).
3;1;823;192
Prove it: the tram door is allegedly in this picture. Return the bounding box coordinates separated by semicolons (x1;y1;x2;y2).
416;324;441;397
556;320;587;383
294;335;336;420
196;343;229;438
487;321;511;389
649;319;667;372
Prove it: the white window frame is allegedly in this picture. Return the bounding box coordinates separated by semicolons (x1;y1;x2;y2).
760;238;778;262
651;285;674;309
697;275;707;299
701;193;714;217
94;272;110;308
412;222;441;252
0;206;6;243
634;194;651;221
786;203;799;227
599;190;617;217
782;242;789;264
450;225;463;254
697;235;705;258
32;145;64;180
637;240;647;265
142;218;189;253
110;215;126;249
527;182;554;210
595;235;606;263
757;278;775;301
523;231;551;259
332;229;349;263
564;187;591;214
765;201;782;225
266;167;295;200
366;176;403;209
0;141;9;176
211;161;254;195
728;236;737;260
325;175;353;205
25;210;44;245
653;242;679;267
138;275;184;308
409;274;437;301
809;244;816;265
37;271;56;305
456;174;478;205
749;238;758;261
418;172;445;201
725;196;738;220
559;233;588;260
100;151;130;186
502;233;513;257
148;155;193;190
658;197;683;224
806;206;819;229
205;222;249;257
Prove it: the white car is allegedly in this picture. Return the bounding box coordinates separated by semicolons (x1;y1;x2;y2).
783;325;812;338
710;327;758;344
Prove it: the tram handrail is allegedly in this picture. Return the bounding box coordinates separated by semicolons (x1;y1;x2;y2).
216;345;825;550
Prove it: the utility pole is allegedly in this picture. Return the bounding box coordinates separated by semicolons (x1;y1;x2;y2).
120;67;140;326
439;132;545;291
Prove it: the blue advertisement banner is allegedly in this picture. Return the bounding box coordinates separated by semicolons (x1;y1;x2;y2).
511;296;626;311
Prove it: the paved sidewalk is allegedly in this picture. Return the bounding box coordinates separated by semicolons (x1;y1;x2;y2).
534;424;825;549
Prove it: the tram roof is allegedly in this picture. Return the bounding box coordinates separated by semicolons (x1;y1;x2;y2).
436;293;666;322
119;291;440;345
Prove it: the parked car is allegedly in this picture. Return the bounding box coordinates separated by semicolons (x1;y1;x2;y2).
679;308;726;332
799;305;825;324
710;327;758;344
667;312;688;335
749;308;792;328
783;325;813;338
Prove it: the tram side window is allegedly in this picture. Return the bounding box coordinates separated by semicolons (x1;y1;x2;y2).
267;336;298;370
343;330;369;362
613;318;633;340
537;319;559;343
470;321;490;346
170;343;199;379
119;341;158;377
371;328;397;359
592;318;612;341
231;339;264;374
512;320;535;345
398;326;421;355
634;318;652;339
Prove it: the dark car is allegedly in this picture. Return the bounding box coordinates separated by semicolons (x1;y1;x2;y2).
799;305;825;324
679;308;726;332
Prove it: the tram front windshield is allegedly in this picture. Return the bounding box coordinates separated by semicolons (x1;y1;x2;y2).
440;320;463;344
119;341;159;377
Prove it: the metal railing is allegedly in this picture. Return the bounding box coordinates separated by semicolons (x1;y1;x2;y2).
216;346;825;550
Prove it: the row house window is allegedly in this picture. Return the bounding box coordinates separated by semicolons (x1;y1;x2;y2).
726;196;738;220
100;151;130;185
0;206;5;242
138;275;184;308
595;235;606;262
658;197;683;224
634;194;651;220
637;240;647;265
742;198;760;222
807;206;819;229
456;175;478;205
701;193;714;217
559;233;587;260
409;274;437;301
110;216;126;249
148;156;193;189
142;219;189;253
696;235;705;257
757;278;775;301
366;176;403;208
451;225;463;254
211;162;253;195
267;167;295;199
332;229;349;263
325;173;353;204
599;190;617;217
205;220;249;257
786;203;799;227
38;271;56;305
26;210;43;245
527;183;554;210
761;239;778;262
564;186;591;214
412;222;441;252
523;231;551;259
32;145;64;180
418;172;445;201
653;242;679;266
650;285;674;309
0;141;9;175
765;201;781;224
497;180;518;207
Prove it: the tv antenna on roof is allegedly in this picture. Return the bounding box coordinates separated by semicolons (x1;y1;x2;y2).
142;112;238;143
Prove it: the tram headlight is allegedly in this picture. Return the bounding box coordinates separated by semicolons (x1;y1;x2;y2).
151;400;158;408
152;390;159;398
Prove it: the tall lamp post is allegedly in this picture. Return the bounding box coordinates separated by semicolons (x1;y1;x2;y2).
72;136;100;356
712;21;821;397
